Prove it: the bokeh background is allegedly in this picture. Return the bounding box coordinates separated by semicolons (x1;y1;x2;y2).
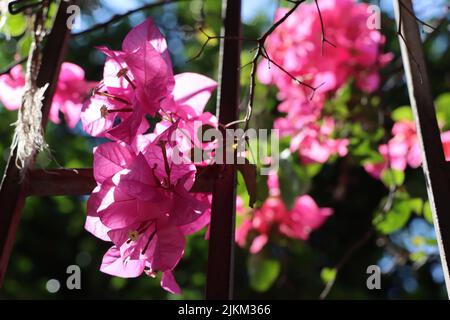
0;0;449;299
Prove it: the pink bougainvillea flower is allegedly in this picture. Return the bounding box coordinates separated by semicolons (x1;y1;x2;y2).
161;271;181;294
236;173;332;253
53;63;98;127
161;73;217;118
0;64;25;110
92;141;135;184
116;17;174;114
0;62;95;127
442;131;450;161
81;89;148;144
80;47;149;142
104;217;186;273
277;117;348;164
120;17;174;116
258;0;392;98
81;19;217;148
364;119;450;179
179;194;212;238
257;0;391;168
279;195;333;240
274;97;325;136
364;143;408;179
83;18;217;294
156;72;218;162
86;123;211;293
81;18;174;141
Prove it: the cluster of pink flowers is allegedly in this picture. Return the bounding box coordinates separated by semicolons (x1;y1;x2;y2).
365;120;450;179
0;62;96;128
258;0;392;164
82;18;217;294
236;172;332;253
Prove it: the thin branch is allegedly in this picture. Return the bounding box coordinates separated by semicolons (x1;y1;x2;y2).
319;185;397;300
395;0;439;84
0;1;186;75
313;0;336;55
240;0;323;131
189;1;316;130
399;0;437;32
71;0;188;37
261;51;319;93
319;228;375;300
186;28;255;63
265;0;305;42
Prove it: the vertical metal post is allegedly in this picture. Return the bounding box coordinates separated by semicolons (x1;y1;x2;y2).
0;1;72;286
205;0;241;300
394;0;450;297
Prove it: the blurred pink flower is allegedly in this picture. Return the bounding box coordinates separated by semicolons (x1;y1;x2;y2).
442;131;450;161
0;62;96;128
258;0;391;167
279;195;333;240
258;0;392;98
365;120;450;178
277;116;349;164
236;173;332;253
0;64;25;110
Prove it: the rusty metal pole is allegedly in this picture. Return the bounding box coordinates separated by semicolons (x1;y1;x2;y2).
0;1;72;286
205;0;241;300
394;0;450;297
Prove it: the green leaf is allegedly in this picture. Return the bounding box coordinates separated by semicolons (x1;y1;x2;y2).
373;200;412;234
410;251;427;263
381;169;405;187
409;198;423;215
423;201;433;224
320;267;337;284
237;163;257;208
247;255;281;292
278;155;311;209
305;163;323;177
18;33;32;57
391;106;413;122
435;93;450;130
6;14;27;37
110;277;126;290
45;2;59;29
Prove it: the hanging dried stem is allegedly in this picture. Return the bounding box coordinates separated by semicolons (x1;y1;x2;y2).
11;0;50;171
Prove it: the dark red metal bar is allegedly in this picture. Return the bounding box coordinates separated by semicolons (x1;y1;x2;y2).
394;0;450;296
0;1;72;286
27;169;96;197
205;0;241;300
25;166;222;196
